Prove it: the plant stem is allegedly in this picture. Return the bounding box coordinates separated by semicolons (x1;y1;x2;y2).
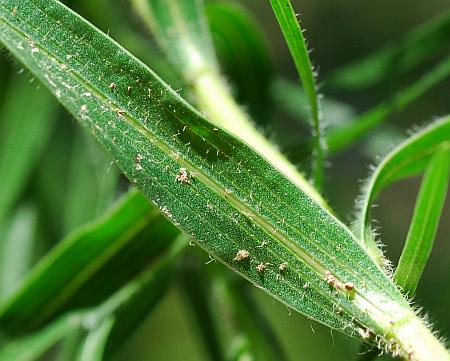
192;70;327;207
392;314;450;361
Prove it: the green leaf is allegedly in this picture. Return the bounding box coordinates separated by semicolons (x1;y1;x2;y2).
327;56;450;154
394;147;450;295
270;0;325;189
328;9;450;90
132;0;219;81
0;313;83;361
75;316;115;361
288;55;450;158
0;190;178;334
213;274;290;361
205;2;273;125
132;0;326;207
356;116;450;266
64;129;118;233
101;235;188;358
177;256;226;361
1;2;448;358
0;204;38;301
80;236;186;359
0;73;57;223
271;77;355;129
0;237;184;361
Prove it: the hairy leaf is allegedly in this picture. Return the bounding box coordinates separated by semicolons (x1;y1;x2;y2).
356;116;450;265
288;55;450;158
132;0;326;206
270;0;325;189
0;1;447;358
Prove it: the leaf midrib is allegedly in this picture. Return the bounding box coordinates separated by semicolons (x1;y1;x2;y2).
1;2;401;329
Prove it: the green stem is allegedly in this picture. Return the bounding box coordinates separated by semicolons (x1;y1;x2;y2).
193;71;326;207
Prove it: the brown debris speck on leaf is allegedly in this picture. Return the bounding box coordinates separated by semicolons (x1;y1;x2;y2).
325;270;340;289
176;167;190;183
279;262;288;273
256;262;268;273
344;282;354;291
234;249;250;261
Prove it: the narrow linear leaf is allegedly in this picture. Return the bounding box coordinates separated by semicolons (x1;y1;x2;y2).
0;313;83;361
0;204;37;301
0;189;178;333
0;237;184;361
327;56;450;154
356;116;450;265
86;236;186;358
271;77;355;130
132;0;326;207
76;316;115;361
289;55;450;158
270;0;325;189
0;73;57;222
394;147;450;295
213;274;290;361
177;256;225;361
205;2;273;125
328;9;450;90
1;2;448;359
64;129;118;233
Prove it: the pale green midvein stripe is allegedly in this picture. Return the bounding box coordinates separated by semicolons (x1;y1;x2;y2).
0;12;347;325
0;9;398;326
142;0;328;208
160;0;382;286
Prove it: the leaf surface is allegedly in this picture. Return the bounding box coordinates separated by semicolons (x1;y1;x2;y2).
0;1;436;355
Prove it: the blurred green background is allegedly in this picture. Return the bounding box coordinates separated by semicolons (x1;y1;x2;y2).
0;0;449;360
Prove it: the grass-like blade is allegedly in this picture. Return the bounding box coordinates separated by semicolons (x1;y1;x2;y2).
270;0;325;189
394;147;450;295
83;236;186;359
64;130;118;233
1;1;448;358
328;9;450;90
75;316;115;361
0;237;184;361
288;55;450;158
271;77;355;130
0;204;37;301
0;313;83;361
356;116;450;266
205;2;273;125
0;73;57;223
132;0;326;207
0;189;178;333
177;256;225;361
